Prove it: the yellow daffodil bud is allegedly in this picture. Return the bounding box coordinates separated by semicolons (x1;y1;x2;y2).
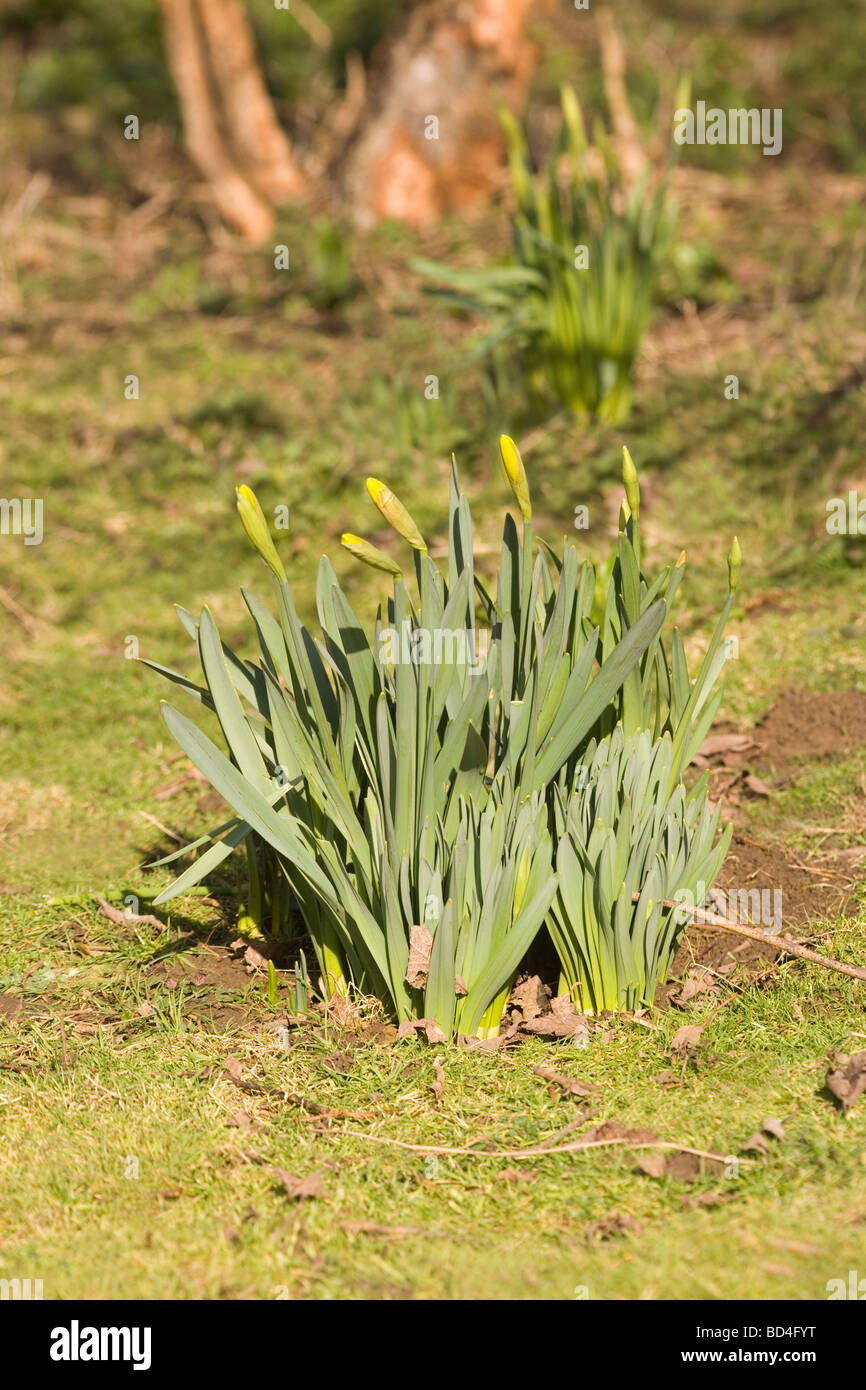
235;485;286;583
499;434;531;522
341;533;403;578
622;446;640;519
727;536;741;593
365;477;426;551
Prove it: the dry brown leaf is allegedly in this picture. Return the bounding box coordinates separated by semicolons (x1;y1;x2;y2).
743;1131;769;1154
670;1023;705;1057
510;974;549;1021
532;1065;597;1100
672;969;718;1007
825;1050;866;1113
0;993;23;1020
495;1167;535;1184
585;1212;643;1240
454;974;468;997
636;1151;667;1178
521;994;589;1039
396;1017;447;1045
274;1168;325;1200
405;923;433;990
697;733;761;760
227;1110;255;1130
430;1055;445;1103
638;1149;727;1180
762;1117;785;1140
744;774;773;797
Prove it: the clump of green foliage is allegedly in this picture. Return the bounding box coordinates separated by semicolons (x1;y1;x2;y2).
146;436;737;1032
416;84;676;423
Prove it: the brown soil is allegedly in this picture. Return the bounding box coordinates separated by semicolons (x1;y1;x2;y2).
668;833;858;981
753;689;866;771
666;686;866;987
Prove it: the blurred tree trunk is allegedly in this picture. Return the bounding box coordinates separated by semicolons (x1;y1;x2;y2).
159;0;305;241
343;0;554;227
160;0;551;238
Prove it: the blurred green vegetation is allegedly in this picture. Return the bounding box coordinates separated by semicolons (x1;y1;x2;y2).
1;0;864;177
2;0;407;126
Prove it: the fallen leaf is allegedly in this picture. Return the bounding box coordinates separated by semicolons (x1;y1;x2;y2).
636;1151;667;1178
405;923;433;989
396;1017;447;1045
637;1149;726;1180
430;1055;445;1103
521;994;589;1039
510;974;550;1022
743;1131;769;1154
532;1066;597;1100
670;1023;705;1058
672;969;718;1007
762;1117;785;1140
825;1050;866;1113
744;774;773;797
137;1001;154;1018
696;733;762;762
227;1110;255;1129
584;1212;642;1240
496;1167;535;1184
274;1169;325;1200
0;993;23;1020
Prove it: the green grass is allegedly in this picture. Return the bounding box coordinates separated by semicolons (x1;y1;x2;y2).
2;888;865;1299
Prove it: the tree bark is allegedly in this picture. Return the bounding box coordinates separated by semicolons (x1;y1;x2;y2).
159;0;304;241
343;0;554;227
193;0;306;204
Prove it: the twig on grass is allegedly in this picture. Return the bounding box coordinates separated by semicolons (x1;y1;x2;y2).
638;894;866;983
322;1130;741;1165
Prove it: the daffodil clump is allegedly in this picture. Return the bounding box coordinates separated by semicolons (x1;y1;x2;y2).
146;439;739;1031
415;83;680;423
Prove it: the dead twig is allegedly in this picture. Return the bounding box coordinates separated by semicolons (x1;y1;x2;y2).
323;1129;739;1165
645;894;866;983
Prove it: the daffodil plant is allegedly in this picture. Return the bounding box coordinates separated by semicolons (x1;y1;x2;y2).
145;439;738;1036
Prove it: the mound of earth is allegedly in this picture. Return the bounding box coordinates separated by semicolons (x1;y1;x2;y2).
754;689;866;769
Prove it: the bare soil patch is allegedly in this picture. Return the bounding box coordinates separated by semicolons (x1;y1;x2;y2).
754;689;866;771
